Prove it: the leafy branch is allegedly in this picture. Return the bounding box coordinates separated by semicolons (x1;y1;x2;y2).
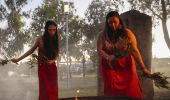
0;59;9;66
26;54;38;68
144;72;170;90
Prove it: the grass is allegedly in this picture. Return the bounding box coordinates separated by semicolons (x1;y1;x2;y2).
59;87;97;98
0;75;97;100
0;62;169;100
58;76;97;98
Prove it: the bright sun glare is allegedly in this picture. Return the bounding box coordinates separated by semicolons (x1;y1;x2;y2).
152;19;170;58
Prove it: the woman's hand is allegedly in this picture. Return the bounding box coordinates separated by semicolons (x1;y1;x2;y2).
107;55;115;62
105;41;114;50
107;55;115;69
11;58;19;64
142;68;151;77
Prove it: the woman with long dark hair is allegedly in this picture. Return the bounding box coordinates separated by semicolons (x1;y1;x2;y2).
97;11;151;99
11;20;59;100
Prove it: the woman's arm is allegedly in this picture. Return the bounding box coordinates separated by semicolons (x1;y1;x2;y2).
11;37;40;63
126;29;150;75
97;33;114;62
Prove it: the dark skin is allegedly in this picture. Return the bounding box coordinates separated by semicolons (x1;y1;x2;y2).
11;25;57;64
97;16;151;75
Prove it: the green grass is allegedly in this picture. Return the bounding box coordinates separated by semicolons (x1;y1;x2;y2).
58;76;97;98
59;87;97;98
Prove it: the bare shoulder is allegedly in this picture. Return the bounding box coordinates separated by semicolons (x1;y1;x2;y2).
125;28;136;39
36;35;42;40
35;35;43;45
36;35;42;41
97;31;105;40
125;28;137;45
125;28;133;36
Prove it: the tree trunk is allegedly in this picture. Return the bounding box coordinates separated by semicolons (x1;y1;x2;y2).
69;56;72;78
82;56;86;77
161;0;170;50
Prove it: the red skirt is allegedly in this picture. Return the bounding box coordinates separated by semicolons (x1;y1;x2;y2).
101;55;143;99
38;62;58;100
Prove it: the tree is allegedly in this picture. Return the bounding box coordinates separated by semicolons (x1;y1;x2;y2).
127;0;170;50
0;0;29;57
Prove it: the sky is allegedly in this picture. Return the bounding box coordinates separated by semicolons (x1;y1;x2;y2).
1;0;170;58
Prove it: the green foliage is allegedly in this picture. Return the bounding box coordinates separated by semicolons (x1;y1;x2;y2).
0;0;28;57
8;10;24;32
127;0;170;24
144;72;170;90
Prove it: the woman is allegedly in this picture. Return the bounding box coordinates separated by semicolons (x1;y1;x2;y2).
11;20;59;100
97;11;151;99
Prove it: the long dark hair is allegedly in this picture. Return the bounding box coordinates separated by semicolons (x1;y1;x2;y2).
104;11;126;42
43;20;59;60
